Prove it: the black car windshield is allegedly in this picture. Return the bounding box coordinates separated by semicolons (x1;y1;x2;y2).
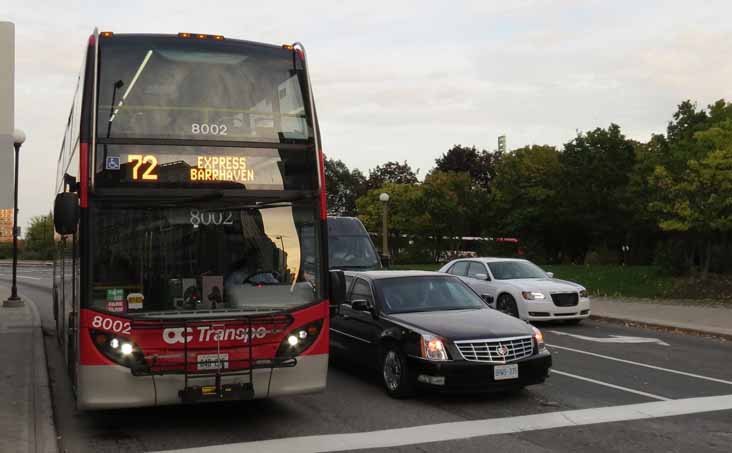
88;201;321;315
487;261;547;280
376;276;486;314
329;236;380;270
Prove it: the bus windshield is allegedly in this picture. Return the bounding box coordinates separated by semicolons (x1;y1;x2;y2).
88;201;321;315
97;35;311;143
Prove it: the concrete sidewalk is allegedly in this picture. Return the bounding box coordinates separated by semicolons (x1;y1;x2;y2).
590;297;732;339
0;285;57;453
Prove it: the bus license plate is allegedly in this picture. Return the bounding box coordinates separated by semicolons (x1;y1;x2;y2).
197;353;229;370
494;364;518;380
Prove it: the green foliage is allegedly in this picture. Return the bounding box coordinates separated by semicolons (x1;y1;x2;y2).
543;265;675;299
324;156;367;216
557;124;637;261
434;144;502;190
490;145;562;260
24;214;55;260
366;161;419;190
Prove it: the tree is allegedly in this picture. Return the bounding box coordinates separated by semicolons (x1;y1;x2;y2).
434;144;502;190
366;161;419;189
324;157;367;216
649;115;732;276
24;214;55;260
557;124;637;262
491;145;563;261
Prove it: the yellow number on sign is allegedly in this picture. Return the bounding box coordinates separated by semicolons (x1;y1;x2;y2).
142;155;158;180
127;154;158;181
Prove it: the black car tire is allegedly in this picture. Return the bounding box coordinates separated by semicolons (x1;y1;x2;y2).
380;346;415;398
497;294;520;318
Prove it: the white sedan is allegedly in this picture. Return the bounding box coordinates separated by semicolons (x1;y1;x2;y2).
438;258;590;323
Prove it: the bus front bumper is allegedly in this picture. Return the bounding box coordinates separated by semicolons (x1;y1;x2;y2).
76;354;327;410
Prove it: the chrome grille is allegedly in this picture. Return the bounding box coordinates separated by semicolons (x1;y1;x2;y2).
454;336;534;363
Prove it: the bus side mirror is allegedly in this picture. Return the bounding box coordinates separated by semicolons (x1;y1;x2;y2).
329;270;346;310
54;192;79;235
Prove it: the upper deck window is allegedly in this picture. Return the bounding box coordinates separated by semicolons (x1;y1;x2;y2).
97;36;311;144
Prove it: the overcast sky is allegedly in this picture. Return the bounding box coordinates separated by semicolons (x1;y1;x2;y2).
4;0;732;231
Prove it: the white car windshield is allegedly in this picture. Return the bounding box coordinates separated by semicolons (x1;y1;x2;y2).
487;261;547;280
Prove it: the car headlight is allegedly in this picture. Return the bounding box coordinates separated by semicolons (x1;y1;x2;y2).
531;325;546;352
420;334;449;361
521;291;546;300
579;289;588;298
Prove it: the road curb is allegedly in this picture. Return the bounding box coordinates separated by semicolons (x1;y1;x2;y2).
13;288;59;453
590;314;732;341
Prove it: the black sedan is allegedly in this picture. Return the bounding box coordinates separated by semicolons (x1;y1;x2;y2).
329;271;552;397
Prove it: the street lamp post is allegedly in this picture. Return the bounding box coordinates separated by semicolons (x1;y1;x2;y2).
379;192;390;263
4;129;26;307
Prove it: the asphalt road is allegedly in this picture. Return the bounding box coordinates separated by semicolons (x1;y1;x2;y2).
3;269;731;453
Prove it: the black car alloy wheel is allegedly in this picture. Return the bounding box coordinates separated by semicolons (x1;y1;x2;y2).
381;347;414;398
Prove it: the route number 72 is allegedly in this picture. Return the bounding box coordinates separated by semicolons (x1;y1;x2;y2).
128;154;159;181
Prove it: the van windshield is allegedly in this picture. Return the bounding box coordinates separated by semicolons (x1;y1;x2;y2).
328;235;381;270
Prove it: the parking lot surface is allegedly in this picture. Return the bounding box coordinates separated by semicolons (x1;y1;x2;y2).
3;273;731;453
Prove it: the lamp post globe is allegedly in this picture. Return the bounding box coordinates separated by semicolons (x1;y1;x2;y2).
13;128;26;146
379;192;390;203
4;129;26;307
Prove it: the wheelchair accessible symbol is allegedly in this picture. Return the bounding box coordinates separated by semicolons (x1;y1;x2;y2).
106;156;121;170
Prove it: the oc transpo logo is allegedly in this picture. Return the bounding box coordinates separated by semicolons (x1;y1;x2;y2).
162;326;269;345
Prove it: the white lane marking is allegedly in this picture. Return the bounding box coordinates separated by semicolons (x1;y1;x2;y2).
548;343;732;386
153;394;732;453
551;369;670;401
548;330;669;346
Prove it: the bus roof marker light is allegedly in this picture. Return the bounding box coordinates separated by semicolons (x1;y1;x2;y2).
196;34;207;39
178;32;192;38
213;35;225;41
282;44;294;50
100;31;114;38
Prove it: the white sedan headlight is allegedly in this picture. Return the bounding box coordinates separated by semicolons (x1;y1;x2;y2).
521;291;546;300
579;289;588;298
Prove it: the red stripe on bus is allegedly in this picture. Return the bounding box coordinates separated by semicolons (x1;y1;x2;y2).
80;142;89;207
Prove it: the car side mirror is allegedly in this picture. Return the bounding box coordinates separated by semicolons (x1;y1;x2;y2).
329;270;346;314
546;272;554;278
475;273;490;281
53;192;79;235
351;299;370;312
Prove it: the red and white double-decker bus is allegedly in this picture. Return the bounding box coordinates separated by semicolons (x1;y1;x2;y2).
52;29;341;409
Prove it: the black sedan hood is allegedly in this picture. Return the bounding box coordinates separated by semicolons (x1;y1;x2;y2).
386;308;533;341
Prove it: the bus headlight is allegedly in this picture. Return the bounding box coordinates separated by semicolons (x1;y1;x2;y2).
91;330;146;369
276;320;323;358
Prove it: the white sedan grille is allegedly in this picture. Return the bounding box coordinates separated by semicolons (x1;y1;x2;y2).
454;336;534;363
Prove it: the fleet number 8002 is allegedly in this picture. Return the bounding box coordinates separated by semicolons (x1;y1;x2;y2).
192;123;228;136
